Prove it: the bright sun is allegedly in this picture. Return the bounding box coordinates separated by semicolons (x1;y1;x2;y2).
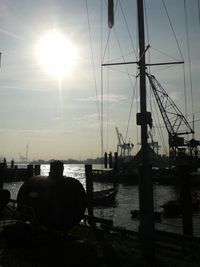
35;30;78;79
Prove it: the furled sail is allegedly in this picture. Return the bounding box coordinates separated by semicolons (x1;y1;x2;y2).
108;0;114;28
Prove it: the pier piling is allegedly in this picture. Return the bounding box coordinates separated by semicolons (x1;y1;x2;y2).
85;164;95;227
178;164;193;236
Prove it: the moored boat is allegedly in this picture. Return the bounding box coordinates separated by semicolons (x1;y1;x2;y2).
161;196;200;217
130;209;162;221
92;187;118;207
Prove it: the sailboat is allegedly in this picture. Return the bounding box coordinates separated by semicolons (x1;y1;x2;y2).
96;0;200;260
92;0;200;187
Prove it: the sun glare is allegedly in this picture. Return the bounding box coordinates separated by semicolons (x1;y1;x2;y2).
35;30;78;79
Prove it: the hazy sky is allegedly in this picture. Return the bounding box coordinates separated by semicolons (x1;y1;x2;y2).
0;0;200;161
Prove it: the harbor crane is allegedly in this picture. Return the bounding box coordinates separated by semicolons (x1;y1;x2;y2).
147;73;200;165
115;127;134;157
148;130;161;155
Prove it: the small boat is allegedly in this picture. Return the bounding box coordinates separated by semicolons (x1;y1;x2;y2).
91;167;139;184
92;187;118;207
130;209;162;221
161;195;199;216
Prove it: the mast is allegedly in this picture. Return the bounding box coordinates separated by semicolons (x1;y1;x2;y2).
105;1;155;262
137;0;155;263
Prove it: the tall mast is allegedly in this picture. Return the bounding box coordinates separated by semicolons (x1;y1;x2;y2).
137;0;155;263
105;1;155;262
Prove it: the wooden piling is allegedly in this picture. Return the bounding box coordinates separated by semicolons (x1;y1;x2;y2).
109;152;113;168
27;164;34;178
85;164;95;227
114;152;118;172
104;152;108;169
35;165;41;175
178;164;193;236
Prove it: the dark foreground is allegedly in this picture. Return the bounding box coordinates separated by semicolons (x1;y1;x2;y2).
0;217;200;267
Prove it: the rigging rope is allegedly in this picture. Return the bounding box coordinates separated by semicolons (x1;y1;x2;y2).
101;0;120;159
85;0;102;155
101;0;139;146
102;0;119;64
158;2;191;130
148;90;168;155
144;0;154;134
106;40;110;153
150;46;181;61
184;0;194;133
111;27;138;142
161;0;184;61
105;40;135;144
101;0;104;161
182;64;188;130
118;0;138;60
125;78;138;142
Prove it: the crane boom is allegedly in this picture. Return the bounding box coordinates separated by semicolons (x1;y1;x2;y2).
147;73;198;164
147;73;194;137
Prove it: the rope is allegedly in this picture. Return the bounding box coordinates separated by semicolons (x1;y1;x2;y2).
125;77;138;142
101;0;104;161
149;91;168;155
161;0;184;61
144;0;153;126
182;64;188;135
150;46;181;61
184;0;194;133
101;0;120;158
136;82;139;153
198;0;200;24
118;0;138;60
107;66;136;77
102;0;119;63
85;0;102;152
112;27;138;143
144;0;150;49
106;51;137;65
101;0;139;145
106;40;110;153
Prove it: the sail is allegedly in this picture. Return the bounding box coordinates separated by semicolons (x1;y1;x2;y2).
108;0;114;28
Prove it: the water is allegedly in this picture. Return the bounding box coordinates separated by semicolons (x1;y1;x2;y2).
3;163;200;236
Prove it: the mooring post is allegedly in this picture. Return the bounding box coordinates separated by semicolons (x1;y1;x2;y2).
104;152;108;169
49;160;64;180
0;176;3;190
11;159;14;169
27;164;33;178
109;152;113;168
35;165;41;176
85;164;95;227
114;152;118;172
178;164;193;236
0;164;4;189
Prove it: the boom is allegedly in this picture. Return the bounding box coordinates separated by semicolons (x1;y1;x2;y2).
147;73;194;137
147;73;196;162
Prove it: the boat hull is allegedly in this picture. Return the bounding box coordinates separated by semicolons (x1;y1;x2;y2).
92;187;118;206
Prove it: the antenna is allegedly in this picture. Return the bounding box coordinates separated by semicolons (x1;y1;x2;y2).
26;143;30;163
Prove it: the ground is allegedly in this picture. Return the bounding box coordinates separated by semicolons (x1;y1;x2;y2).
0;206;200;267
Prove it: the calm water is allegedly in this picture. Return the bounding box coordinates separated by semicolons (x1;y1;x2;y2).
3;164;200;236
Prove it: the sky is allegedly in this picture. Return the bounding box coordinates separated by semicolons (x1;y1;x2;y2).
0;0;200;161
